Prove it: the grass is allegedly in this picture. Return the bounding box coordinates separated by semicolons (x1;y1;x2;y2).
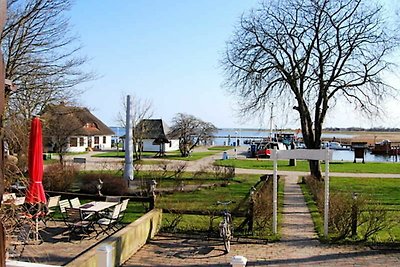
156;175;258;212
300;182;325;240
215;158;400;174
330;177;400;208
207;146;232;151
157;173;282;239
301;177;400;242
92;150;220;161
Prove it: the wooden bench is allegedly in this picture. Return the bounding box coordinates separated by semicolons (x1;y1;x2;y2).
73;157;86;164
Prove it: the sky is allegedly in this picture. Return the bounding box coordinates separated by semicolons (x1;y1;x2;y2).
69;0;400;130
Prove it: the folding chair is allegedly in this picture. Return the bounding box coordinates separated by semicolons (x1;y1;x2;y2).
43;195;60;225
105;196;121;203
14;197;25;206
2;193;16;204
96;203;122;237
65;208;94;241
59;199;71;225
69;197;81;208
117;199;129;223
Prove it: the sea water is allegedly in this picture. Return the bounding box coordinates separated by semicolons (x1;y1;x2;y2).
215;128;395;163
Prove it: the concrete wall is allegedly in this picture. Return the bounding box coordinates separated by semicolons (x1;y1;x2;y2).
65;208;162;267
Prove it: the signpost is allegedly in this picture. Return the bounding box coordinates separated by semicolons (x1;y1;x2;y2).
271;148;333;237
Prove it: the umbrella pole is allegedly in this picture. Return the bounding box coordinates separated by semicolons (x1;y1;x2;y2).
35;217;39;241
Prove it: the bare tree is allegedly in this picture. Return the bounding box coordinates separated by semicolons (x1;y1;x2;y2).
2;0;92;114
169;113;217;157
41;104;83;164
116;93;153;159
223;0;399;178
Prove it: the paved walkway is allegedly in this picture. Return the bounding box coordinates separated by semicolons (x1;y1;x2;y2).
124;175;400;266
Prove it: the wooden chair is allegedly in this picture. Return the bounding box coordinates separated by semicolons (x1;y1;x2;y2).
105;196;121;203
117;199;129;223
59;199;71;213
43;195;60;224
14;197;25;206
96;203;122;237
65;208;94;241
59;199;71;225
69;197;81;208
2;193;16;204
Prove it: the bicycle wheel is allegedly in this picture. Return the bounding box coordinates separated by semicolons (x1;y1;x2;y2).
222;224;231;253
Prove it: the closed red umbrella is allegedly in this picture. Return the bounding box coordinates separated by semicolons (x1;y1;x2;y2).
26;117;46;204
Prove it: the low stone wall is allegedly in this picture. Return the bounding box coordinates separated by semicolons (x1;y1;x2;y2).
65;208;162;267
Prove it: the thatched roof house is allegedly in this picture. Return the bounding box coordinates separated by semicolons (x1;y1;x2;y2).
134;119;179;153
42;103;114;152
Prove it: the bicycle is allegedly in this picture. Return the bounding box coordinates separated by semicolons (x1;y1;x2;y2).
217;201;233;253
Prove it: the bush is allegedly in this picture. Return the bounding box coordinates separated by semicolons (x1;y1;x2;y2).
358;204;396;241
252;178;273;234
43;164;77;191
79;172;128;195
304;175;394;241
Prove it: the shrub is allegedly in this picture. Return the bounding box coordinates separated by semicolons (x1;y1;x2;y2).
252;177;273;234
171;162;187;179
79;172;128;195
43;164;77;191
358;204;396;241
328;192;358;240
304;175;394;241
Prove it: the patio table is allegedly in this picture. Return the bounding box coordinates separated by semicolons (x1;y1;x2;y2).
79;201;117;213
79;201;117;220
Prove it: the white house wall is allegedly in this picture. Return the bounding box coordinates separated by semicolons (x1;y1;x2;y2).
65;135;113;153
141;139;180;152
168;139;180;151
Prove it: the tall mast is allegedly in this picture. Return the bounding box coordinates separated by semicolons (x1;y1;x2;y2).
269;103;274;141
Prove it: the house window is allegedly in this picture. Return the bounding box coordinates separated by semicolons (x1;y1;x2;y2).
94;136;99;144
103;136;106;144
169;141;172;147
84;122;98;129
79;137;84;147
70;137;78;147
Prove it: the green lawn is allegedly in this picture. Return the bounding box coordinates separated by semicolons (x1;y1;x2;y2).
207;146;232;151
215;159;400;174
157;173;283;239
156;175;258;212
330;177;400;208
302;177;400;242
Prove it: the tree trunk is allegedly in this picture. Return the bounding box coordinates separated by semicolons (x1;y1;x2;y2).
309;160;322;180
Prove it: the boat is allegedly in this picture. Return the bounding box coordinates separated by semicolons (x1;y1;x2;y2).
371;140;400;155
323;141;350;150
248;140;287;158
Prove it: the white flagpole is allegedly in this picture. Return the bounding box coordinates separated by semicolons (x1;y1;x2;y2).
124;95;134;182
